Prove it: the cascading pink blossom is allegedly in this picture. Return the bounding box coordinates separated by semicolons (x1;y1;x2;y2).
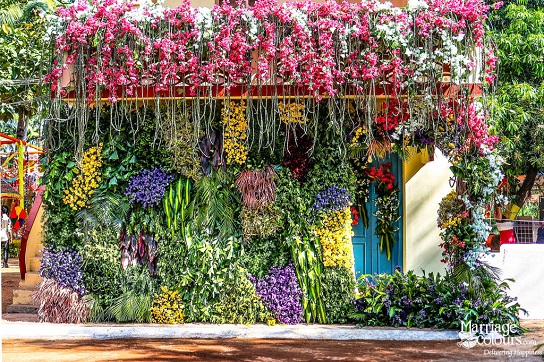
48;0;494;102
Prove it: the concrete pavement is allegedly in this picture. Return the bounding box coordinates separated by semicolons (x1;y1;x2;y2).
0;319;459;340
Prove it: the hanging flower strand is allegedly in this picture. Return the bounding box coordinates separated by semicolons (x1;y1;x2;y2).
368;163;400;260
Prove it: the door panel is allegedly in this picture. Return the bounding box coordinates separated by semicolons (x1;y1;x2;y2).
352;154;403;279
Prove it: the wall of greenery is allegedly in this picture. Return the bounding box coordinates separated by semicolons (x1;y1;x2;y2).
35;99;523;332
39;101;367;324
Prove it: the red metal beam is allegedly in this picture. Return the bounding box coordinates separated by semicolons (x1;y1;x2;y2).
63;82;482;102
19;185;45;280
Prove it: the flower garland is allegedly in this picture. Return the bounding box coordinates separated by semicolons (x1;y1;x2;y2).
368;163;400;260
437;191;475;266
62;144;103;210
221;101;248;165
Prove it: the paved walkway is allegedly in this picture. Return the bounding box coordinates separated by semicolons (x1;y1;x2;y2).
0;319;459;340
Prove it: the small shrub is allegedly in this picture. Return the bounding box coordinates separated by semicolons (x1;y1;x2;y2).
8;238;21;258
352;268;524;333
81;238;124;311
240;206;281;242
105;266;156;323
212;266;271;324
240;237;291;278
321;266;356;324
151;286;185;324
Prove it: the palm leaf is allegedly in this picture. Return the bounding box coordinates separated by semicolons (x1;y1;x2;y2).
77;191;130;236
106;291;150;323
451;261;502;298
0;3;23;27
193;169;238;240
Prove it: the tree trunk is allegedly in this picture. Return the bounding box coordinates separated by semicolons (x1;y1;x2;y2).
513;166;539;208
16;107;28;141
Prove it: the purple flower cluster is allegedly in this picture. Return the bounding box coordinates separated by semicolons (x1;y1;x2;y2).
125;167;174;207
39;248;86;295
250;264;303;324
312;186;351;212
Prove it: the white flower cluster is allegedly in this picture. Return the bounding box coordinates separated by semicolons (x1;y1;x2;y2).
406;0;429;11
434;29;472;84
374;189;400;227
375;12;406;47
290;8;310;34
242;10;259;43
194;7;213;44
43;14;65;41
481;146;505;199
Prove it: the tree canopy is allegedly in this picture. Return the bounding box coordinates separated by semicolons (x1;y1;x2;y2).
0;0;60;140
489;0;544;209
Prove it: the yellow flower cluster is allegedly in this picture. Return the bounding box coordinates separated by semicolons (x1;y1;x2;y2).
350;126;366;147
441;216;462;229
437;190;465;230
221;101;248;165
437;113;456;136
278;102;306;124
150;286;185;324
315;207;354;269
62;144;103;210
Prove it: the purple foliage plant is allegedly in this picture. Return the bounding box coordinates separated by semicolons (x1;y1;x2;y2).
312;185;351;212
125;167;174;207
39;247;86;295
250;264;303;324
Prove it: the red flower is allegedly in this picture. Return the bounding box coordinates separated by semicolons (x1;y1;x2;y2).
351;206;359;226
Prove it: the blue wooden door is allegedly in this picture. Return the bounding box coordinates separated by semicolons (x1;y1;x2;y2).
352;154;403;279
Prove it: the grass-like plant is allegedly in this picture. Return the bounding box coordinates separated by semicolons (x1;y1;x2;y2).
33;278;91;324
235;166;277;210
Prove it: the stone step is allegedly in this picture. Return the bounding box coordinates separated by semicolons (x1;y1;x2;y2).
29;256;41;272
12;288;36;305
6;304;38;314
19;272;42;288
35;244;44;256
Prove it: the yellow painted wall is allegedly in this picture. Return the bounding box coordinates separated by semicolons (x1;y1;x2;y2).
402;148;450;275
25;204;44;272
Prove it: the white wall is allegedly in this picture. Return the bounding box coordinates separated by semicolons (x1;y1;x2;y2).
482;245;544;319
404;150;450;276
